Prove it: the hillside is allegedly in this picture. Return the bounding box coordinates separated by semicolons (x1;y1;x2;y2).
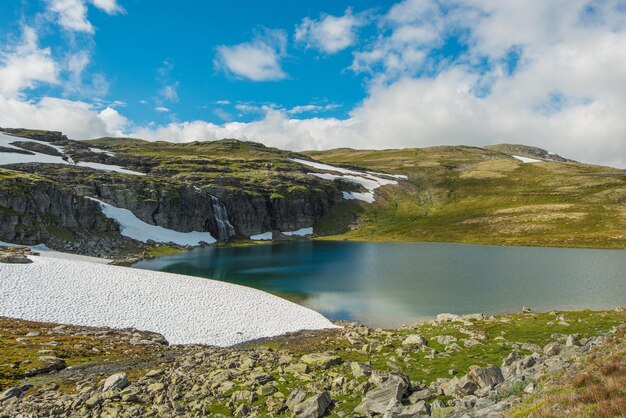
0;128;624;256
305;146;626;249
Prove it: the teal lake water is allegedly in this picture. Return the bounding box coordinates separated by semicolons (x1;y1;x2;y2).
133;241;626;327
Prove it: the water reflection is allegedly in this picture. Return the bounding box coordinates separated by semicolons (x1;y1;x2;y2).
133;241;626;327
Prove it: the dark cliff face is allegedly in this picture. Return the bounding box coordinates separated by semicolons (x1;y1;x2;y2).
209;185;343;237
0;130;349;254
0;173;139;256
1;164;344;249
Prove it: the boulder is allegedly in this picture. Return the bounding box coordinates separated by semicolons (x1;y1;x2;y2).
293;392;332;418
351;362;372;378
468;366;504;388
301;353;342;369
402;334;428;348
543;342;563;357
394;400;431;417
355;376;410;415
565;335;581;347
102;373;129;391
25;356;66;376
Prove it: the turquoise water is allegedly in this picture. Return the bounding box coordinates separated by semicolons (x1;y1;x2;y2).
133;241;626;327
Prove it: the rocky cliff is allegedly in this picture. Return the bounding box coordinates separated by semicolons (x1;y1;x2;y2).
0;129;349;255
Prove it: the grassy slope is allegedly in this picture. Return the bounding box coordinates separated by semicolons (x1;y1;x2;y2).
84;137;324;197
305;146;626;249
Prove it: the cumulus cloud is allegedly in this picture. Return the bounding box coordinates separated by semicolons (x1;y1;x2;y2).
47;0;94;33
155;106;170;113
214;29;288;81
0;96;124;139
46;0;124;33
295;9;368;53
0;27;58;98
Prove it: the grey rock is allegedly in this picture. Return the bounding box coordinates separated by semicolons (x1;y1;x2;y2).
468;366;504;388
565;335;581;347
408;388;432;403
351;362;372;378
293;392;332;418
402;334;428;348
301;353;342;369
543;342;563;356
356;375;410;415
102;373;129;391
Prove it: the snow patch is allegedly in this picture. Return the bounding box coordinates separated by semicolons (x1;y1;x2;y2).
0;256;338;346
282;227;313;237
89;147;116;157
291;158;402;203
0;132;144;176
513;155;542;163
88;197;216;245
251;231;273;241
76;161;145;176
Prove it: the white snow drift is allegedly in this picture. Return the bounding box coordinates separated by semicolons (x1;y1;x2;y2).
250;231;273;241
291;158;402;203
0;132;143;176
512;155;542;163
88;197;216;246
0;256;337;346
282;227;313;237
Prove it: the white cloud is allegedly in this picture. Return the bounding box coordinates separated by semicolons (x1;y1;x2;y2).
215;30;288;81
98;106;128;135
46;0;124;33
155;106;170;113
47;0;94;33
0;96;123;139
89;0;125;15
295;9;367;54
0;27;59;98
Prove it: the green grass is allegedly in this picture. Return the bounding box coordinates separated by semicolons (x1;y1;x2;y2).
306;147;626;249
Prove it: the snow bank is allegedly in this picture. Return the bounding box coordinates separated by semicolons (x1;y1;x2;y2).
291;158;402;203
0;256;337;346
88;147;116;157
282;227;313;237
513;155;542;163
251;231;273;240
77;161;145;176
88;197;216;245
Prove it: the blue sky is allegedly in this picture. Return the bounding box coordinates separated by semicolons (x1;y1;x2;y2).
1;1;399;124
1;0;626;167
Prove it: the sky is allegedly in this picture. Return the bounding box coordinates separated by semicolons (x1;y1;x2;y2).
1;0;625;168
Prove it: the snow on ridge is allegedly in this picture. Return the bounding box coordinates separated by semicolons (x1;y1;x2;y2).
77;161;145;176
0;256;338;346
0;132;143;176
282;227;313;237
88;197;216;245
513;155;542;163
291;158;402;203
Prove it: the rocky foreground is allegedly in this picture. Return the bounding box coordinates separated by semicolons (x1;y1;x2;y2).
1;309;624;417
